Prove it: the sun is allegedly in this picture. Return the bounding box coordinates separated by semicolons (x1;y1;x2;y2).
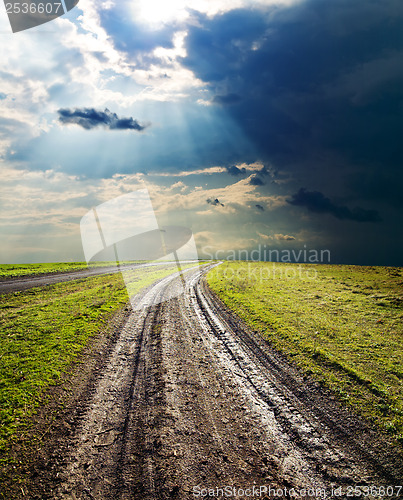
130;0;191;27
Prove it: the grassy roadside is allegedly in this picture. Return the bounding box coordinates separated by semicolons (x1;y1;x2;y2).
0;261;151;280
207;261;403;443
0;262;200;463
0;262;117;279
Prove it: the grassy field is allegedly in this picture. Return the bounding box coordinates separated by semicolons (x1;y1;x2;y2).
207;261;403;443
0;262;199;460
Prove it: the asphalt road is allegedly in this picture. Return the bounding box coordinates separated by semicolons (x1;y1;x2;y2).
0;261;199;294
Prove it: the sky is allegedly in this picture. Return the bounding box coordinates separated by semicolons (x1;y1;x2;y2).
0;0;402;265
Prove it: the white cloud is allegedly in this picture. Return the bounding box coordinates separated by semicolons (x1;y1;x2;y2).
129;0;300;27
256;232;296;241
66;2;204;103
256;231;272;241
0;162;300;263
0;0;205;162
150;166;227;177
148;161;268;178
274;233;296;241
147;175;286;215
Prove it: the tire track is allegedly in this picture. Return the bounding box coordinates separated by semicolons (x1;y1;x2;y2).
186;268;402;495
198;278;402;482
53;272;181;499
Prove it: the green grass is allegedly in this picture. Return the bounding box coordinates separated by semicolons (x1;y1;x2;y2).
0;261;201;459
207;261;403;443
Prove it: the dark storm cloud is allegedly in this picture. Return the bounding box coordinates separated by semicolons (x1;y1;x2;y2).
258;166;269;176
288;188;381;223
226;165;246;176
347;171;403;208
58;108;148;131
182;1;403;194
207;198;224;207
212;93;242;105
255;204;265;211
181;0;403;264
249;174;265;186
258;165;279;178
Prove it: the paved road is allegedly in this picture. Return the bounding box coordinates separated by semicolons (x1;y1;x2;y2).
0;261;199;294
29;264;402;499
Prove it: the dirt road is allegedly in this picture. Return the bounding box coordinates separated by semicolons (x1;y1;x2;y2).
29;264;402;499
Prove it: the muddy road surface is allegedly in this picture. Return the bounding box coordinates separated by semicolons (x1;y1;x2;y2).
31;264;402;499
